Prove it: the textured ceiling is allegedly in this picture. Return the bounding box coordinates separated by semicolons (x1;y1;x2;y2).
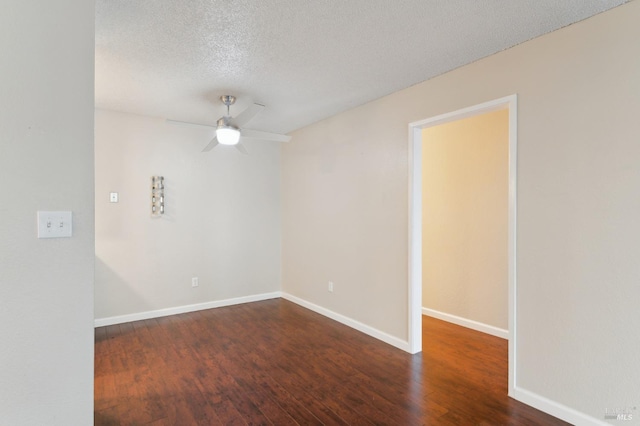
95;0;626;135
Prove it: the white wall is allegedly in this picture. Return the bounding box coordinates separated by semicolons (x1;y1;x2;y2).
0;1;95;424
282;2;640;423
95;110;281;320
422;109;508;330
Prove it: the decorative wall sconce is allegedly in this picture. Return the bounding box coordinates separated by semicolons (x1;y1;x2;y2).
151;176;164;216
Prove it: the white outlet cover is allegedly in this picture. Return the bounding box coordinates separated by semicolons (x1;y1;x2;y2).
37;211;72;238
110;192;119;203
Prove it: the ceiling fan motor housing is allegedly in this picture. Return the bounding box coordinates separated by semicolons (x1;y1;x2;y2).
216;116;235;128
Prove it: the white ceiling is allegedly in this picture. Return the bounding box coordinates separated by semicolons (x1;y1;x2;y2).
95;0;626;135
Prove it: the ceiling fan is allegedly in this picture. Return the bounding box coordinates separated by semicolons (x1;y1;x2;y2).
166;95;291;153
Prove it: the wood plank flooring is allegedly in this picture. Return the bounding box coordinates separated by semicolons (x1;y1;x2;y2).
95;299;568;425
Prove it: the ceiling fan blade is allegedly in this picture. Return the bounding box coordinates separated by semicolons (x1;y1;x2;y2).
240;128;291;143
166;119;215;129
202;136;218;152
231;103;265;128
235;142;249;155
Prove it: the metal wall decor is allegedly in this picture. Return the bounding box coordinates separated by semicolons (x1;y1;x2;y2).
151;176;164;216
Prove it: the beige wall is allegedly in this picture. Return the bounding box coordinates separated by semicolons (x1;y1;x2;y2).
0;0;95;423
282;2;640;421
422;109;508;330
95;110;281;319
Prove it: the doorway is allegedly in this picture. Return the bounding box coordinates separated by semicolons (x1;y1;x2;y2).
407;95;517;395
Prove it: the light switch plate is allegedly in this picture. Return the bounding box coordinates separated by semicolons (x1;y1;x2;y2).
37;211;72;238
110;192;119;203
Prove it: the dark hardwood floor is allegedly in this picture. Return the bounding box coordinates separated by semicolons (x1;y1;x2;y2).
95;299;568;425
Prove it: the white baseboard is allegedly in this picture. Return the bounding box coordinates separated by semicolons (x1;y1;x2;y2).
512;386;610;426
282;292;410;352
422;307;509;339
94;292;282;327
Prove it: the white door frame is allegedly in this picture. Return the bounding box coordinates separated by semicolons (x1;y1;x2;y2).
407;94;518;395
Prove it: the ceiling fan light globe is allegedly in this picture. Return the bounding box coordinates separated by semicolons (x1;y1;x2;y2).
216;126;240;145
